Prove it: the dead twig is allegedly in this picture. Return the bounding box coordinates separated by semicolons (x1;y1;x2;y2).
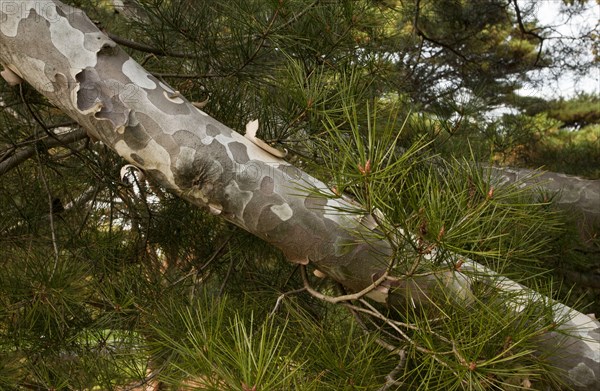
300;264;389;303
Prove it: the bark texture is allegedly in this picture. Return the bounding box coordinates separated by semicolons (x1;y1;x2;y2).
0;1;598;388
491;166;600;243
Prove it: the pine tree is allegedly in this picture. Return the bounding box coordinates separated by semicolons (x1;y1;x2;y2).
0;1;598;390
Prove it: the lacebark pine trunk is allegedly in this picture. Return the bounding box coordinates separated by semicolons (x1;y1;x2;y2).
0;1;598;389
491;166;600;245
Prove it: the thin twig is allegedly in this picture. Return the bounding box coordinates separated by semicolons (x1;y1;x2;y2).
300;264;389;303
413;0;471;63
170;232;234;286
224;5;281;78
107;32;202;59
218;247;235;297
150;72;221;79
377;350;407;391
19;85;60;278
122;370;161;391
347;304;401;353
356;299;458;360
511;0;544;67
75;183;103;237
269;287;307;317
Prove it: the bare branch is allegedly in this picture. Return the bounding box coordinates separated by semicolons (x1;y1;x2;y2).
511;0;545;67
300;264;390;304
0;128;88;176
106;32;203;59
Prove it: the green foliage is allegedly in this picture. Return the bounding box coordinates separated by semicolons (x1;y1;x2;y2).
304;101;582;389
313;103;567;273
399;284;566;390
421;92;600;179
530;124;600;178
146;292;397;390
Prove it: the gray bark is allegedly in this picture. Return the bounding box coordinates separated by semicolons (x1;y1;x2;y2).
491;166;600;244
0;1;598;388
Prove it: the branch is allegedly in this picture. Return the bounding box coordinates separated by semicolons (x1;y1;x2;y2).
21;84;60;277
0;128;88;176
106;32;203;59
511;0;545;66
300;264;390;304
489;166;600;241
413;0;470;64
377;353;406;391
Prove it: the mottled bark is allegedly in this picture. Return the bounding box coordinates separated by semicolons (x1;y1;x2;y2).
491;166;600;243
0;1;598;388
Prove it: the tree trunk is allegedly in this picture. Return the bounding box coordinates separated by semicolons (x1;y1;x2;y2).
0;1;598;388
491;166;600;244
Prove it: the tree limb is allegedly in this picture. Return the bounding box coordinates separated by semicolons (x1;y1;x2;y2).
0;128;88;176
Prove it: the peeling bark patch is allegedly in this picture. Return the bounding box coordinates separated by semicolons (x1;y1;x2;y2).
95;46;135;84
130;153;145;165
170;131;232;174
277;224;328;262
122;58;156;89
0;5;46;38
222;180;253;220
75;68;102;113
54;3;69;19
59;5;97;33
569;363;595;386
152;133;181;160
304;195;326;211
163;90;184;103
56;4;71;19
296;210;328;239
270;203;293;221
132;112;164;137
52;72;68;91
278;163;302;181
49;17;105;70
206;121;233;138
0;66;22;85
243;192;286;231
172;129;205;150
257;207;286;232
122;123;151;150
95;94;130;130
333;236;355;257
10;11;53;59
228;141;249;164
0;10;7;32
172;144;225;196
84;32;116;53
260;176;274;194
323;198;351;224
145;87;191;116
322;217;340;236
274;227;317;265
234;161;265;190
0;10;16;38
206;123;221;137
75;68;132;129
